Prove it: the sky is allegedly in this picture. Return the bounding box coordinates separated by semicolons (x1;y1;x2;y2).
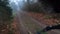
9;0;27;11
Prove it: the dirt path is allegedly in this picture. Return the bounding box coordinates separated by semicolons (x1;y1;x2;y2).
13;11;60;34
12;16;20;34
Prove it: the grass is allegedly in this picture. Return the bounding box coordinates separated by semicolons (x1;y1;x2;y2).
8;18;14;34
8;14;15;34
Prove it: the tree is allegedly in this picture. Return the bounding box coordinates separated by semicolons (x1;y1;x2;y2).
38;0;60;13
0;0;12;33
0;0;12;20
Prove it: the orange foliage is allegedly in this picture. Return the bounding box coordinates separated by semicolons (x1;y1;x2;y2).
27;12;60;26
